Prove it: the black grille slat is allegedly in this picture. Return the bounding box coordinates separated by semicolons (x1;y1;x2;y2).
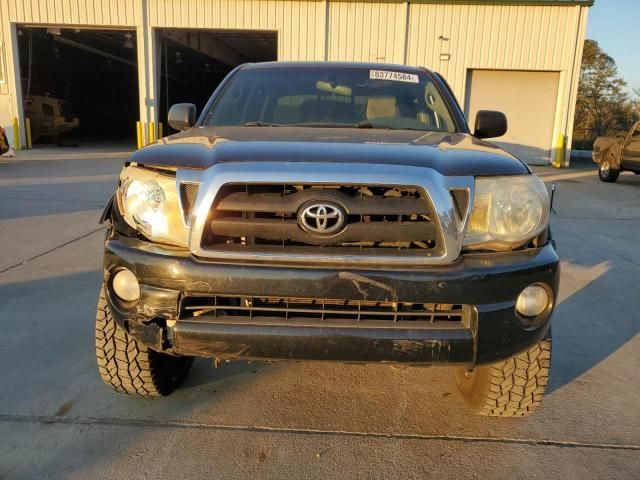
210;218;436;245
180;295;467;325
217;190;430;215
204;184;439;252
184;304;440;318
196;244;439;257
184;305;439;319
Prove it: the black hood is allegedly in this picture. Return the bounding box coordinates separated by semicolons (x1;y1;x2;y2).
130;126;530;176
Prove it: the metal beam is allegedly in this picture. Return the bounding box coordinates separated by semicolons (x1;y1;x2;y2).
161;30;250;67
52;35;137;68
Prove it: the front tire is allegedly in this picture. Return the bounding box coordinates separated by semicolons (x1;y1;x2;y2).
95;287;193;397
599;156;620;183
456;332;551;417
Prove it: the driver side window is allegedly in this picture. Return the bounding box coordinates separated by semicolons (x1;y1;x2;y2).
42;103;54;117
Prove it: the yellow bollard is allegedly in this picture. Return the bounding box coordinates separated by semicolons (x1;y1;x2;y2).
25;118;32;149
148;122;155;145
12;117;20;150
553;134;566;168
136;121;143;149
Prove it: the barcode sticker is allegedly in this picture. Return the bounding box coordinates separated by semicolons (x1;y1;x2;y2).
369;70;419;83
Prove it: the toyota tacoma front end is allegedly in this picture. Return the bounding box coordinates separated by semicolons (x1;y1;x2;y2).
96;62;557;417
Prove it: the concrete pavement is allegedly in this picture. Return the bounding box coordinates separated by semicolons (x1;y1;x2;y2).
0;150;639;479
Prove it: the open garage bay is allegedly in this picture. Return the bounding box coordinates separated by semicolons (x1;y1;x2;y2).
158;28;277;125
18;27;140;147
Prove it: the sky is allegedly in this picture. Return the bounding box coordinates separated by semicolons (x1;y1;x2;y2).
587;0;639;96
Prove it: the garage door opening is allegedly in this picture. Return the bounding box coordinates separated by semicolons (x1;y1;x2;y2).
465;69;560;165
158;29;277;131
17;27;139;147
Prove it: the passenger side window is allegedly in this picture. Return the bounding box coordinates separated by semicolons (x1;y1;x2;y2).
42;103;54;117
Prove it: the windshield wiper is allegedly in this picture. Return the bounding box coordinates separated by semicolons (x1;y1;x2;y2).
242;122;283;127
356;121;429;132
356;121;394;129
288;122;354;128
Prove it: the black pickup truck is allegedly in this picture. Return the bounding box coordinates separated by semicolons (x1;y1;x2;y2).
97;62;557;417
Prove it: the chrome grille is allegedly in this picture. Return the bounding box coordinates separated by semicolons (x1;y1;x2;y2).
182;162;473;266
202;184;439;253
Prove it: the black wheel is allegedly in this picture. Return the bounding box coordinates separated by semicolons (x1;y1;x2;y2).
456;332;551;417
598;154;620;183
95;286;193;397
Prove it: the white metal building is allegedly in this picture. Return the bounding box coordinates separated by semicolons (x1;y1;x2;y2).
0;0;591;165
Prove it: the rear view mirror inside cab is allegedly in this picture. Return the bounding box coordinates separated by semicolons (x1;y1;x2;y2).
316;81;352;96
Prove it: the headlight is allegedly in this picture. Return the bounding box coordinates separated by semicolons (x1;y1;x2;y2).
464;175;549;251
117;165;188;247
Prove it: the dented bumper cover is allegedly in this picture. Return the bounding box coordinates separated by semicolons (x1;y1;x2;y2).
104;233;559;367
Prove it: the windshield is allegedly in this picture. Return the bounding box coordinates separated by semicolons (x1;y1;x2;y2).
204;66;458;132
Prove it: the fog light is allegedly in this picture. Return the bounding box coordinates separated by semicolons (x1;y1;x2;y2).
516;284;550;317
111;269;140;302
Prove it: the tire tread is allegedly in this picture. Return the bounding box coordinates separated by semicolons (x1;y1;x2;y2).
458;334;551;417
95;287;191;397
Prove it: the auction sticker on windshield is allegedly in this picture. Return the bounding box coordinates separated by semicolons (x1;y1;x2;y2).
369;70;419;83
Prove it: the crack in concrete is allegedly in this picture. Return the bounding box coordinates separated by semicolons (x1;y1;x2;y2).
0;194;106;205
0;227;105;275
1;414;638;452
554;216;640;222
0;173;117;186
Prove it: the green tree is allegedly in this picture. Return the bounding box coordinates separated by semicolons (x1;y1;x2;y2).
573;40;638;146
633;88;640;118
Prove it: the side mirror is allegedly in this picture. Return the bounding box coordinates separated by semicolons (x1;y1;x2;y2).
474;110;507;139
168;103;196;131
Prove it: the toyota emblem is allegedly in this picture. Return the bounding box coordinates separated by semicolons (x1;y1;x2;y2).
298;202;346;235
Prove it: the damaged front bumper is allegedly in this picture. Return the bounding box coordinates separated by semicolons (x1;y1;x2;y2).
103;232;559;367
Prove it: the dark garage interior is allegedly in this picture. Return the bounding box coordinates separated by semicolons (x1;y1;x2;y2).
18;27;139;146
16;27;277;146
158;29;277;131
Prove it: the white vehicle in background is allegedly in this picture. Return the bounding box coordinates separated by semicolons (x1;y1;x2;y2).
23;95;80;143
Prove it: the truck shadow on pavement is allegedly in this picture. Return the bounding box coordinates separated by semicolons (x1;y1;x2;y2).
612;172;640;185
546;223;640;393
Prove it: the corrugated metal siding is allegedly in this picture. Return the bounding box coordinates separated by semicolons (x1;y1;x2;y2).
0;17;8;95
4;0;138;27
327;1;407;63
0;0;586;89
406;3;582;100
0;0;588;161
404;2;585;164
148;0;326;61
